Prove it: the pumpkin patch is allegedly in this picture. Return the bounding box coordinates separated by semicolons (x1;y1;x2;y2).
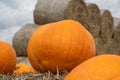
27;20;96;73
0;0;120;79
0;41;16;74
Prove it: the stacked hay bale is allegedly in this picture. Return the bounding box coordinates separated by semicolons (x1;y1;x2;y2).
34;0;71;24
13;0;120;57
65;0;89;29
14;0;90;57
100;10;114;44
13;24;40;56
86;3;103;54
96;10;114;54
98;10;120;55
34;0;89;29
114;23;120;44
102;23;120;55
87;3;101;38
113;23;120;54
34;0;104;55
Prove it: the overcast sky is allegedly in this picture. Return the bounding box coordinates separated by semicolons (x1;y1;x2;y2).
0;0;120;44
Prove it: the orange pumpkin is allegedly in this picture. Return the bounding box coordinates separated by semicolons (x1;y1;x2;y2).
112;76;120;80
13;63;36;75
27;20;96;73
64;54;120;80
0;41;16;74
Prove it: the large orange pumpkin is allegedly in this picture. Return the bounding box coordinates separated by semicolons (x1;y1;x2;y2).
27;20;96;73
64;54;120;80
112;76;120;80
0;41;16;74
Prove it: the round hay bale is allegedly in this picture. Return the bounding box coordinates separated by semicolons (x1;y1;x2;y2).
113;23;120;54
87;3;101;25
103;39;119;55
12;24;40;56
104;39;120;55
100;10;114;44
34;0;89;29
94;37;104;55
87;3;101;38
113;23;120;44
34;0;71;24
95;38;119;55
96;38;118;55
65;0;89;29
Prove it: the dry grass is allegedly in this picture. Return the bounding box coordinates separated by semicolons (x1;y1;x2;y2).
0;57;68;80
0;71;67;80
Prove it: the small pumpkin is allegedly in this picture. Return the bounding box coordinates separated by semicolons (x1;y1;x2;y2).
27;20;96;73
0;41;16;74
13;63;36;75
64;54;120;80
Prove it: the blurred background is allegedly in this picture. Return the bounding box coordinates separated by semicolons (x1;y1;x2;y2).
0;0;120;44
